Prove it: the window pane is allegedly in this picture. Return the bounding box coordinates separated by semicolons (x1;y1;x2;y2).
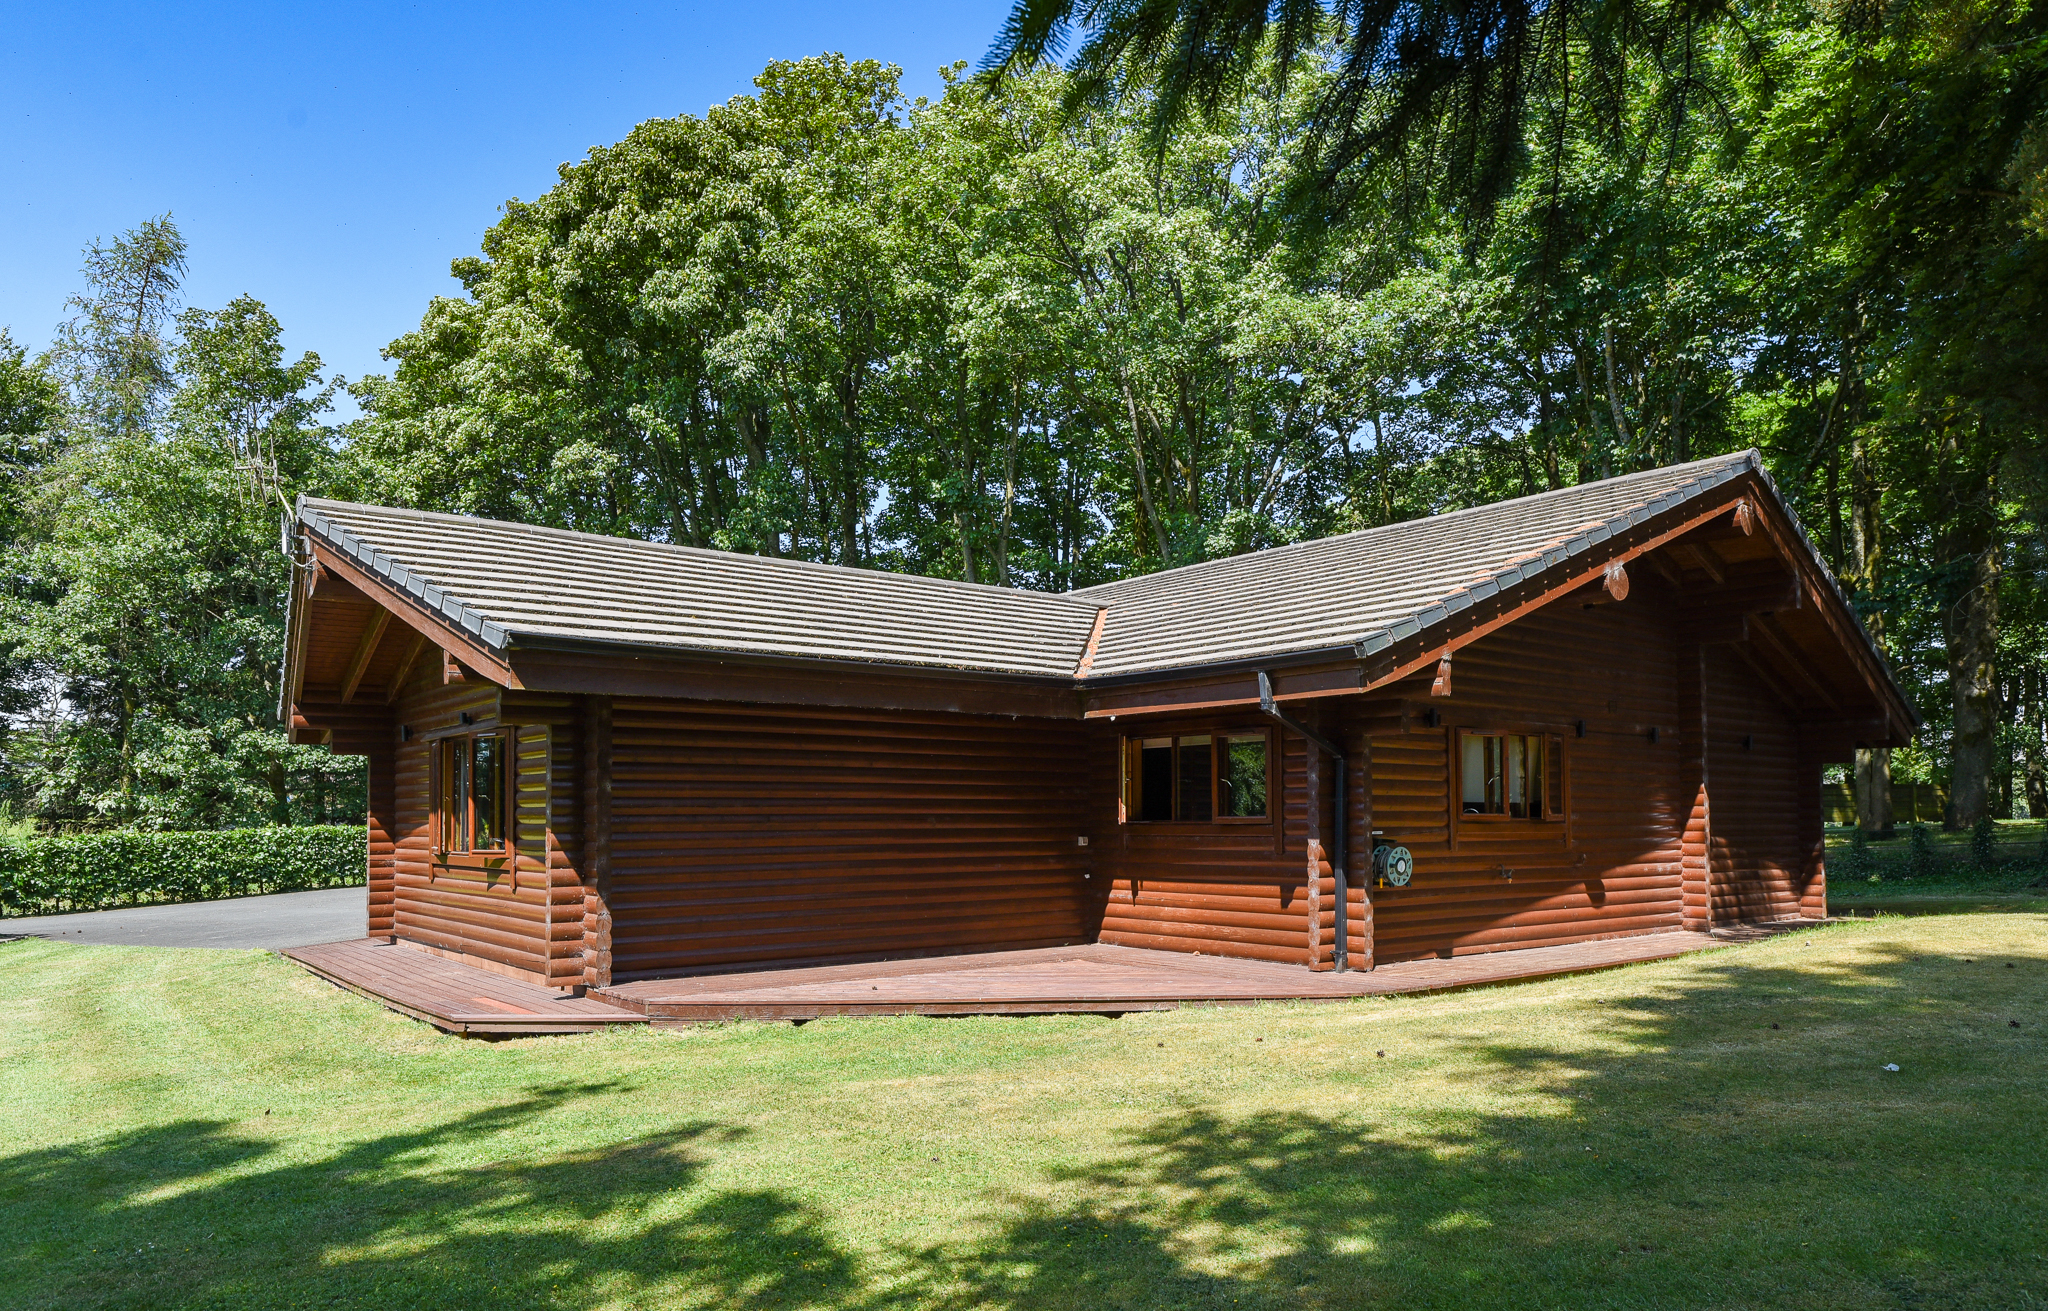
1461;733;1485;814
1546;736;1564;819
1219;734;1268;818
472;735;505;851
453;740;473;852
1138;738;1174;822
1505;735;1524;818
1177;736;1213;821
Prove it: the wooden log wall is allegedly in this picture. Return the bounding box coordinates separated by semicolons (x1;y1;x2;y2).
385;663;586;986
1088;711;1329;966
1701;657;1809;924
1359;595;1690;963
498;693;591;987
606;700;1094;979
1679;645;1711;932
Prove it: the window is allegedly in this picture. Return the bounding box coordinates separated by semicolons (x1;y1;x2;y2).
1459;731;1563;820
439;732;508;854
1126;731;1269;822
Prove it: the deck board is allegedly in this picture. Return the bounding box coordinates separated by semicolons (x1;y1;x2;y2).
283;923;1816;1033
282;939;650;1035
595;928;1789;1022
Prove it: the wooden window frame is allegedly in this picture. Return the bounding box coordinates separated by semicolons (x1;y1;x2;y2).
433;728;512;862
1120;728;1273;825
1448;725;1568;841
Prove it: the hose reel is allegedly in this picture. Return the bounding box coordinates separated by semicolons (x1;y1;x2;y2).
1372;844;1413;888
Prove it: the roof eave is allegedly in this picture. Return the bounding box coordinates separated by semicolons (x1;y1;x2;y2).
503;629;1088;689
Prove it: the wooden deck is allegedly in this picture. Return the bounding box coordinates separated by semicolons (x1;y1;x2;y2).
282;938;651;1036
282;924;1820;1034
595;929;1781;1023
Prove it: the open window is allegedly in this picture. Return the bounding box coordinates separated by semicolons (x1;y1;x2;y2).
438;731;509;855
1124;730;1270;823
1458;730;1564;821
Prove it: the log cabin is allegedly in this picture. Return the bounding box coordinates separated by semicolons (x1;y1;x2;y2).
281;450;1915;989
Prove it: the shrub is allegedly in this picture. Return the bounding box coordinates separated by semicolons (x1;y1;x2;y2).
1907;824;1937;881
1842;826;1873;881
0;826;364;918
1971;815;1999;870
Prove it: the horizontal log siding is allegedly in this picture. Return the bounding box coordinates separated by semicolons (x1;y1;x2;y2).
501;692;589;985
390;675;562;982
1363;598;1688;963
607;701;1093;978
1702;658;1807;924
1092;714;1319;966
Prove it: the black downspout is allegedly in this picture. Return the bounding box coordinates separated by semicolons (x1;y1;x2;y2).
1258;671;1347;972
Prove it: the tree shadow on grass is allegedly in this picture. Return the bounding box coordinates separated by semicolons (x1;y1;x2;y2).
0;1082;857;1310
883;936;2047;1311
3;935;2041;1310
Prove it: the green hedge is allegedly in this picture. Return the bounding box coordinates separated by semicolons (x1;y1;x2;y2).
0;826;365;918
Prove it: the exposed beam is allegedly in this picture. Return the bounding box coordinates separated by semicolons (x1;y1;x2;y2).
339;608;391;704
1670;542;1725;585
1644;550;1685;589
1749;613;1842;712
307;539;520;688
1732;644;1803;716
385;629;427;705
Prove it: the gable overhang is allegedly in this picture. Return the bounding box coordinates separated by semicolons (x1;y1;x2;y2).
1076;464;1919;743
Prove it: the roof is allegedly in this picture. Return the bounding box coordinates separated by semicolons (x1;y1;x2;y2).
296;450;1879;690
1071;452;1759;677
297;500;1104;679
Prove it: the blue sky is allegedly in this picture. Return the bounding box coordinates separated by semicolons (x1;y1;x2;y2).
1;0;1009;417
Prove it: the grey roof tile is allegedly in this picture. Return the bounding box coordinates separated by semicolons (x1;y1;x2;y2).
1069;452;1758;677
299;499;1105;679
299;451;1817;685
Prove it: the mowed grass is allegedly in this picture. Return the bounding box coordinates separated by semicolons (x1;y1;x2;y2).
2;915;2044;1311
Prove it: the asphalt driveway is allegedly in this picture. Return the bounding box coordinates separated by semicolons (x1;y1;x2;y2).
0;885;366;949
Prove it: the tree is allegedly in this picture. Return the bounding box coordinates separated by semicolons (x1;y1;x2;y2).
2;221;360;830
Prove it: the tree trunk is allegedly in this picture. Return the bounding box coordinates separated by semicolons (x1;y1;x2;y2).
1120;375;1172;560
1854;749;1894;836
2024;667;2048;819
1846;396;1888;833
1943;539;2000;830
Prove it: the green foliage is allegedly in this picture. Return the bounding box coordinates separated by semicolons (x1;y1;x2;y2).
1973;814;1999;869
1910;823;1938;881
0;825;363;917
0;224;360;830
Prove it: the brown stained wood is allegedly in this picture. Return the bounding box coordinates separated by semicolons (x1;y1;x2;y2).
1733;498;1756;537
1702;657;1806;926
1074;606;1108;677
1603;560;1631;602
1671;542;1726;585
512;650;1080;721
282;939;648;1036
579;694;614;988
605;699;1091;978
307;539;520;689
1430;651;1453;697
1083;661;1364;720
1359;590;1693;963
594;932;1746;1022
385;630;427;705
339;608;391;704
1748;613;1843;712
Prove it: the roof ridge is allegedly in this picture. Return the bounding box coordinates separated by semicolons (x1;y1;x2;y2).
299;497;1106;615
1068;451;1758;599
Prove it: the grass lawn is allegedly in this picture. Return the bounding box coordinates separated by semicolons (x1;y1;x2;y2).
3;914;2045;1310
1827;819;2047;914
